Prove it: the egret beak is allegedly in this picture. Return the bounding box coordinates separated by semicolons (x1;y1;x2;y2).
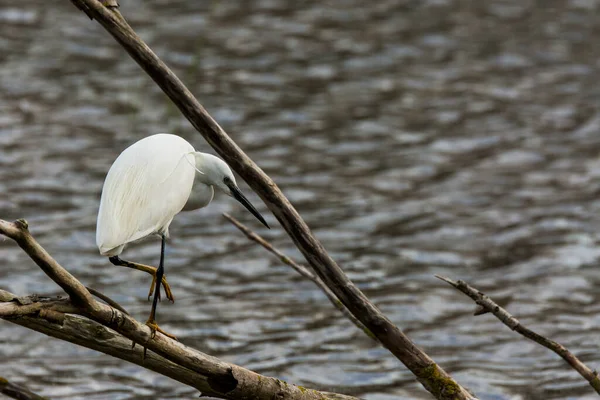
227;183;270;229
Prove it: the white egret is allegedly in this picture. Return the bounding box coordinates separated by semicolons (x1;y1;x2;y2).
96;133;269;338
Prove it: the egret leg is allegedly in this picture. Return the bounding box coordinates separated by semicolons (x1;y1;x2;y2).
108;255;174;302
145;235;177;342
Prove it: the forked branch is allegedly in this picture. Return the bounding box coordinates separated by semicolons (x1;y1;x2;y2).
0;218;358;400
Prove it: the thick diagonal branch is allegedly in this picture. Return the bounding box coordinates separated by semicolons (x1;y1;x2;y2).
65;1;475;398
436;275;600;395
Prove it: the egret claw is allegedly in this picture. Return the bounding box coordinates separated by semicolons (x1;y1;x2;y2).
142;319;177;360
145;319;177;341
147;274;174;303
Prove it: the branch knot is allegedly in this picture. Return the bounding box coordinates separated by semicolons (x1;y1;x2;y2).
15;219;29;231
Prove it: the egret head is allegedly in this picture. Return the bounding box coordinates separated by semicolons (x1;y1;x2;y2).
194;152;270;228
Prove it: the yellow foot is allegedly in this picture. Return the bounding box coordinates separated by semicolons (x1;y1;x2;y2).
147;273;175;303
145;319;177;340
142;320;176;360
110;257;175;303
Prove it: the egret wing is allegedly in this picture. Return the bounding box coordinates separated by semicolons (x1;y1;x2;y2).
96;135;196;255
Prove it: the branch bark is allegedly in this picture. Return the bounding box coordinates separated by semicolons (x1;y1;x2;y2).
0;219;95;309
0;219;358;400
436;275;600;395
0;293;211;394
2;291;348;399
64;1;476;398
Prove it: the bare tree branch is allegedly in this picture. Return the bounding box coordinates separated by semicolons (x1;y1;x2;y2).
0;219;96;310
0;296;77;318
223;213;375;340
1;218;359;400
436;275;600;395
0;291;233;396
0;376;48;400
85;286;130;315
63;1;476;398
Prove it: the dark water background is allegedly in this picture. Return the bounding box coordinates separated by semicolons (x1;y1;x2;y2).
2;0;600;399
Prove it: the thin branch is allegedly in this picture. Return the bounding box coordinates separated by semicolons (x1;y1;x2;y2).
0;219;359;400
436;275;600;395
86;286;130;315
223;213;374;340
0;376;48;400
64;1;475;398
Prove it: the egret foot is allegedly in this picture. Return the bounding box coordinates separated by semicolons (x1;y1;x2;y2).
143;318;178;358
147;271;174;303
108;256;175;303
145;318;177;340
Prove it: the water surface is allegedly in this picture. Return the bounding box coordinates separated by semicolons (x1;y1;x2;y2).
2;1;600;399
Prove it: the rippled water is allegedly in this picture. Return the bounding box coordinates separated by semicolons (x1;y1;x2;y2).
2;0;600;399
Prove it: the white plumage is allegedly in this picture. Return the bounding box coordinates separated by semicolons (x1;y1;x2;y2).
96;134;196;256
95;133;268;339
